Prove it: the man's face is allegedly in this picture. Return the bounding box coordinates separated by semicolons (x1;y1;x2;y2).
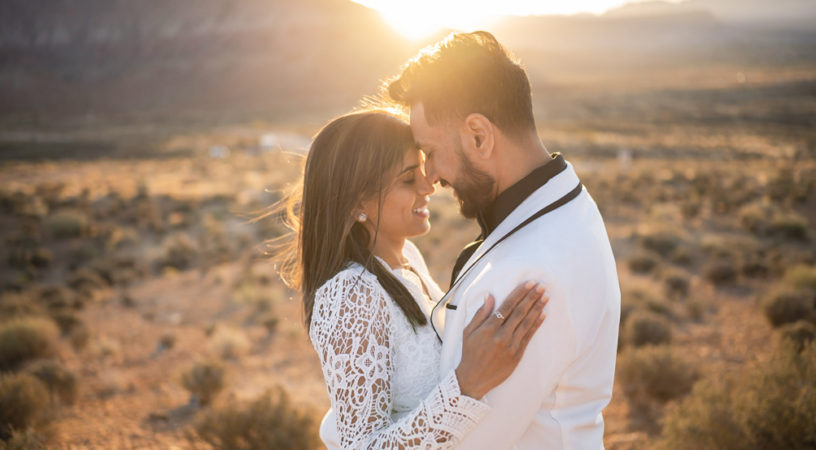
410;102;495;218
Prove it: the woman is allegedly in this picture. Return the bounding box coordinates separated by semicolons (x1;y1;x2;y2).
276;110;548;449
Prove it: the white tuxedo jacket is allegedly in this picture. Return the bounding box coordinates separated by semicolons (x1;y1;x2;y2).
432;161;620;449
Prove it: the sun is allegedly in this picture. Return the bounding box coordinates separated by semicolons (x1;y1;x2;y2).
354;0;499;40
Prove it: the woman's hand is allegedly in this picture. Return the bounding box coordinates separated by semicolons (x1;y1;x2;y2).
455;281;549;400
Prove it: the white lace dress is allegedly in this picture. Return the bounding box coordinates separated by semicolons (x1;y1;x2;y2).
310;240;490;449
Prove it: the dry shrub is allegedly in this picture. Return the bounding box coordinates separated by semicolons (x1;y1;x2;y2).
779;321;816;353
7;241;52;269
784;265;816;292
67;268;108;293
194;387;320;450
161;233;198;270
0;427;50;449
617;345;699;409
0;293;44;320
24;359;78;405
740;256;770;278
738;201;775;234
49;310;91;350
623;311;672;348
0;318;59;371
43;209;88;239
36;285;78;310
628;251;660;274
0;373;50;441
181;360;225;406
702;260;738;286
668;246;694;267
209;328;250;359
637;226;684;255
158;333;176;351
621;288;673;323
661;269;690;299
762;289;815;328
685;298;706;322
657;343;816;450
768;212;809;241
105;226;139;250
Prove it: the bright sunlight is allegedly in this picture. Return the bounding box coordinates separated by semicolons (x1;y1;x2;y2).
352;0;672;39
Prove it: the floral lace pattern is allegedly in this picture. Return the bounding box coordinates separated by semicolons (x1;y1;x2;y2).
310;242;489;449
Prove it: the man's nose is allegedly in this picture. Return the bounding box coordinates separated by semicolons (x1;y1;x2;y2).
424;161;440;185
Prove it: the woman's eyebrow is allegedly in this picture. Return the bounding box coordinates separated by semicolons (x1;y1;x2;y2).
398;164;419;175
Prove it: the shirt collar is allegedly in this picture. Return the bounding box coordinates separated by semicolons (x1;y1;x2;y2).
476;152;567;236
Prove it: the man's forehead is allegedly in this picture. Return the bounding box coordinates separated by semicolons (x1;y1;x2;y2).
409;102;448;145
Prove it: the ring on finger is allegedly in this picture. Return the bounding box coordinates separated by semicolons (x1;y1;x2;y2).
495;311;505;320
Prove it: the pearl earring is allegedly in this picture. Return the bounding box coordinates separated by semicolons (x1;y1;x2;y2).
357;212;367;222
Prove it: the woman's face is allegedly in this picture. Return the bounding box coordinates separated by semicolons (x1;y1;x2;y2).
362;148;435;242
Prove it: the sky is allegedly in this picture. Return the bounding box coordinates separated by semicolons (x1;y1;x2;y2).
352;0;685;39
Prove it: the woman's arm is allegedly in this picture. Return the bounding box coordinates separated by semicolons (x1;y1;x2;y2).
310;270;490;449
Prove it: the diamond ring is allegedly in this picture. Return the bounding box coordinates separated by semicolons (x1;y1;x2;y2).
495;311;505;320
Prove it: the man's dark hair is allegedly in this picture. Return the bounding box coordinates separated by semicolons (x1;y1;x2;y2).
386;31;536;136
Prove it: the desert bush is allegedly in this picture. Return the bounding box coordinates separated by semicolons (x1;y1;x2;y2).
668;246;694;267
105;226;139;250
621;288;673;321
161;233;198;270
657;343;816;450
209;328;250;359
779;321;816;353
686;298;706;322
623;311;672;348
0;318;59;371
762;289;815;328
702;260;738;286
25;359;78;405
67;268;108;292
7;241;52;269
784;265;816;292
738;201;775;234
617;345;699;409
36;285;78;310
49;310;90;349
0;373;50;441
181;360;225;406
662;269;690;299
158;333;176;352
740;257;770;278
44;209;88;239
0;426;50;449
0;293;44;320
638;226;683;255
194;387;320;450
259;312;279;334
49;310;82;336
679;198;701;219
768;212;809;241
627;251;660;274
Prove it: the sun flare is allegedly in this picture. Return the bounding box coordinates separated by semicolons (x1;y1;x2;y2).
352;1;662;40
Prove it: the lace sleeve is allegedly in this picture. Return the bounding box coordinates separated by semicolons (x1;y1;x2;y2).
309;269;490;449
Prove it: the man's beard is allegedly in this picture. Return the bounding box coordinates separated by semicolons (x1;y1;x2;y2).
450;146;495;219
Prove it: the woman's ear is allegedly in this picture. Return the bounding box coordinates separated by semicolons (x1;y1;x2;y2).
464;113;494;159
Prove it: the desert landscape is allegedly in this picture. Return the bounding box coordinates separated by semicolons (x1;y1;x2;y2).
1;0;815;449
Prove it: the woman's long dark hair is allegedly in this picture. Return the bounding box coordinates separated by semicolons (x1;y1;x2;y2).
269;110;428;333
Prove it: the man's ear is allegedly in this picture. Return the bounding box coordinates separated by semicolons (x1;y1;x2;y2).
463;113;494;159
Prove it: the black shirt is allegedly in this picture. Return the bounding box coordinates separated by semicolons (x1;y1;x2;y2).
449;152;567;287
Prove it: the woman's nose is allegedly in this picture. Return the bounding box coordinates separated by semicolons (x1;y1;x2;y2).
418;171;435;196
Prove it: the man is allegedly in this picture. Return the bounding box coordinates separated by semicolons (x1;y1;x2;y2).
387;31;621;449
